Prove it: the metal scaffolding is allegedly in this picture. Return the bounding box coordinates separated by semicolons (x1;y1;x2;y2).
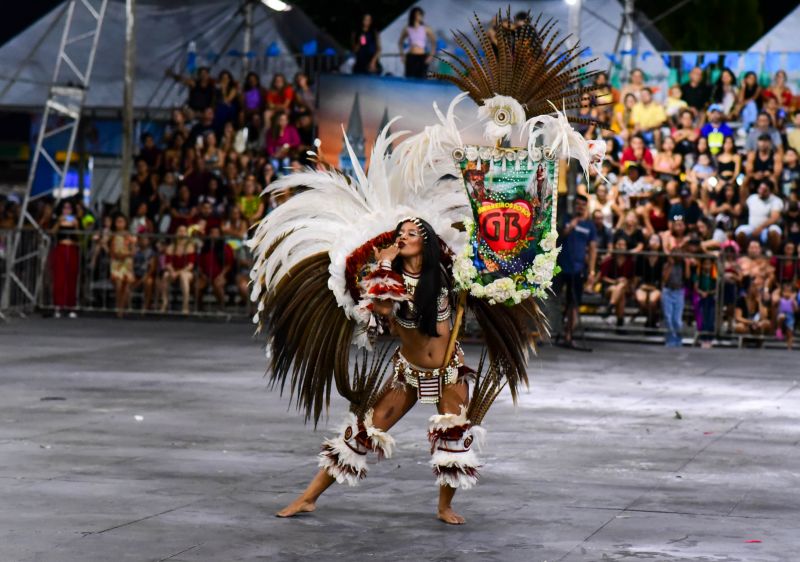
1;0;108;312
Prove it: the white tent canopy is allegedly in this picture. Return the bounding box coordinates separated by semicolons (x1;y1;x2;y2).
380;0;669;79
0;0;338;111
749;5;800;53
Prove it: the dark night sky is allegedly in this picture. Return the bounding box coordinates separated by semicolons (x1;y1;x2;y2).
0;0;797;50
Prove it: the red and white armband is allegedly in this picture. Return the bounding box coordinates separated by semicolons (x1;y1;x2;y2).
353;261;409;330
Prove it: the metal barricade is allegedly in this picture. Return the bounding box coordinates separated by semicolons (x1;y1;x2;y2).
1;228;50;318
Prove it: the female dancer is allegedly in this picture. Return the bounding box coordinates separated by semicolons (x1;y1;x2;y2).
277;218;471;525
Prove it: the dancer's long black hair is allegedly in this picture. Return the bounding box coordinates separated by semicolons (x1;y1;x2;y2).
392;218;447;338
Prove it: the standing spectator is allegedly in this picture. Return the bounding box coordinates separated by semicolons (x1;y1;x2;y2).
266;111;301;168
556;194;597;349
131;235;157;311
160;224;196;314
398;7;436;79
661;214;689;254
745;135;782;197
745;112;783;154
195;225;234;310
762;70;793;112
213;70;239;129
774;281;797;349
681;67;711;116
168;66;215;116
700;104;733;156
710;68;738;119
693;257;717;347
661;247;688;347
352;13;382;75
109;213;135;318
631;87;666;146
720;243;742;332
50;200;80;318
592;209;613;252
266;74;294;111
242;72;266;118
601;236;635;328
635;233;665;328
736;179;783;253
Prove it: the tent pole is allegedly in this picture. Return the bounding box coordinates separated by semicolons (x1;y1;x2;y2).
121;0;136;217
243;0;254;77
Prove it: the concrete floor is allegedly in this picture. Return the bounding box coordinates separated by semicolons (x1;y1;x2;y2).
0;317;798;562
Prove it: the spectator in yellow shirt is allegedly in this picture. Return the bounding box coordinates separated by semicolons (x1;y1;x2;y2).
788;111;800;154
631;87;667;148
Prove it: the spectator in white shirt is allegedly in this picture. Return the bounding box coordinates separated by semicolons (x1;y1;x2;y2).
735;179;783;253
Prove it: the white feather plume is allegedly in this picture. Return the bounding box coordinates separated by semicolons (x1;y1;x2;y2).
478;94;526;144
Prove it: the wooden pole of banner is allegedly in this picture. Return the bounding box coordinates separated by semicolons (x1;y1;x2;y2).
442;290;468;368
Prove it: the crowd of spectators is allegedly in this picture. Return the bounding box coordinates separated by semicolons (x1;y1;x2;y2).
3;66;316;317
562;66;800;348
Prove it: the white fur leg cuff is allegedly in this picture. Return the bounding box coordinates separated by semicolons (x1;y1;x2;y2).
428;406;486;490
318;413;368;486
363;408;395;459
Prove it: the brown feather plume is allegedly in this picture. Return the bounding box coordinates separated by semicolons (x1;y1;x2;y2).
431;8;602;121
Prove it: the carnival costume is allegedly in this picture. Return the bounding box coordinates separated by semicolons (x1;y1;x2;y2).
249;10;604;492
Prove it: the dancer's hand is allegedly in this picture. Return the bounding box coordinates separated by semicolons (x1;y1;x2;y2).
373;243;400;264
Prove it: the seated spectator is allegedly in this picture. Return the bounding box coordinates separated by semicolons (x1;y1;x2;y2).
716;136;741;185
635;233;665;328
157;171;178;207
695;217;720;253
292;72;315;117
130;202;153;235
734;277;771;337
614;210;645;252
669;185;703;231
592;71;617;114
588;183;617;230
735;71;761;128
170;184;196;232
745;112;783;154
763;96;787;132
132;234;157;311
780;147;800;200
700;104;733;156
242;72;266;117
710;68;738;119
139;132;162;171
601;236;635;328
160;224;196;314
641;189;670;236
575;92;599;139
195;201;221;231
201;131;225;174
687;152;716;192
189;108;217;147
195;225;234;310
238;174;265;225
784;200;800;245
665;85;688;125
736;179;783;253
761;70;793;113
681;66;711;116
709;182;743;234
620;135;654;177
672;109;699;161
787;111;800;154
738;239;775;290
618;163;653;208
266;111;301;169
109;213;135;318
222;205;249;240
771;240;798;290
745;134;782;195
611;93;637;140
631;87;666;146
620;68;646;101
266;73;294;111
163;132;186;174
652;136;682;181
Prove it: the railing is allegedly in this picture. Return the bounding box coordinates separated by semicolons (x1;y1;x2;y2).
570;248;799;347
1;229;254;320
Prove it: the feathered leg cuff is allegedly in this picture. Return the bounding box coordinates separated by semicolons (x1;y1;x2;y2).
318;410;395;486
428;406;486;490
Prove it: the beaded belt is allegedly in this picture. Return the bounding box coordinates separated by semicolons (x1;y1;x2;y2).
392;344;462;404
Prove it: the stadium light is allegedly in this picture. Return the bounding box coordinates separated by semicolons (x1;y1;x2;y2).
262;0;291;11
564;0;578;5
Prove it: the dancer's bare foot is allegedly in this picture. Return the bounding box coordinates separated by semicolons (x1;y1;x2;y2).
276;498;316;518
437;507;465;525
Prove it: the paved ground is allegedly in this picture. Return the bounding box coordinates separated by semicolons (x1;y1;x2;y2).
0;317;798;562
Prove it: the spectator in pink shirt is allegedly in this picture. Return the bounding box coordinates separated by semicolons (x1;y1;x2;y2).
266;111;301;172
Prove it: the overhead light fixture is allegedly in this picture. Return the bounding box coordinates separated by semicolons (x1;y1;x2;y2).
564;0;578;5
262;0;291;11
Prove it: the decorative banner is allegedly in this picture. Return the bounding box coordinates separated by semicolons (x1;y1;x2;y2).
452;146;560;303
